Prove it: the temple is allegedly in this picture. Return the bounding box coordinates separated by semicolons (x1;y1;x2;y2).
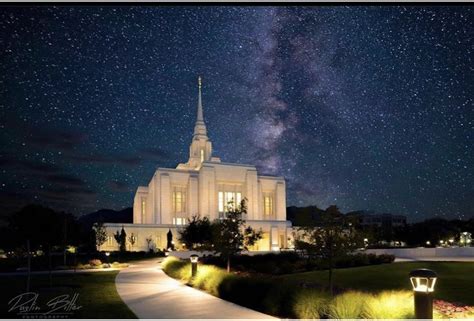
101;77;292;252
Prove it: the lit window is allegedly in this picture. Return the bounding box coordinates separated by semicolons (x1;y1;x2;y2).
218;190;242;217
172;217;187;225
141;198;146;222
218;191;224;212
264;195;273;218
173;187;186;214
200;149;204;162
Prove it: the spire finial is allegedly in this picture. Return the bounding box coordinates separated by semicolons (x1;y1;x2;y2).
196;75;204;123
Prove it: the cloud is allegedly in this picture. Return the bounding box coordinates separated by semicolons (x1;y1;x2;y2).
0;156;61;174
67;147;171;167
139;147;171;160
45;174;86;187
26;127;88;150
108;180;129;192
68;154;141;166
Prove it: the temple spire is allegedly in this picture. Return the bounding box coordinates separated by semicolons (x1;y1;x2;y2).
197;76;203;122
193;75;207;138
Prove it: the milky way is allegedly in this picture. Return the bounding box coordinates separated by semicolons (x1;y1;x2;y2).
0;6;472;221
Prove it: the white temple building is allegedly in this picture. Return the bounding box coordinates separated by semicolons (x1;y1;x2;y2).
101;77;292;252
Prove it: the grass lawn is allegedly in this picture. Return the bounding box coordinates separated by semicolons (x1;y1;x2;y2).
277;261;474;306
0;271;136;318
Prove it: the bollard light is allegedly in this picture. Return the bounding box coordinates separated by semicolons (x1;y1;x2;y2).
190;254;199;278
105;251;110;266
409;269;437;319
190;254;199;263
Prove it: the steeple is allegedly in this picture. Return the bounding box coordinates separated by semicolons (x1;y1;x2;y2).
193;76;207;139
175;76;218;170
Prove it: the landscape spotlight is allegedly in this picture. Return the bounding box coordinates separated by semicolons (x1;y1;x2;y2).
190;254;199;277
409;269;437;319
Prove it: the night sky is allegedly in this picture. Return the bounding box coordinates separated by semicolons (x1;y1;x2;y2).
1;6;472;221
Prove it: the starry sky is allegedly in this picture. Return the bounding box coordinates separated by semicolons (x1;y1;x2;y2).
0;6;472;221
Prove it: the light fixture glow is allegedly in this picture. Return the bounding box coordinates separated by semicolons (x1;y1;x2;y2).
409;269;437;293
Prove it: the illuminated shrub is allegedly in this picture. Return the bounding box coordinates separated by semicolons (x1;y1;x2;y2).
191;265;230;296
363;290;414;319
292;289;330;319
328;291;369;319
162;256;190;280
88;259;102;267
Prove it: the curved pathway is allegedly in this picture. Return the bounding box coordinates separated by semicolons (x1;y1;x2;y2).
115;258;276;319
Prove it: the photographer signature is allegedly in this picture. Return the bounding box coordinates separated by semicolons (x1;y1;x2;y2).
8;292;82;316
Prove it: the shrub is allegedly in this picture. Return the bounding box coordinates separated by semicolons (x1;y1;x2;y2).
292;288;330;319
219;276;274;312
328;291;370;319
363;290;414;319
162;257;191;281
378;254;395;264
77;263;91;269
88;259;102;266
191;265;230;296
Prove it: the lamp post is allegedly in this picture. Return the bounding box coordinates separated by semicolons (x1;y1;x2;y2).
409;269;437;319
105;252;110;267
460;232;472;247
190;254;199;278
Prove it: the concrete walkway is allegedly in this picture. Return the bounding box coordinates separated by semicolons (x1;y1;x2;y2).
115;259;276;319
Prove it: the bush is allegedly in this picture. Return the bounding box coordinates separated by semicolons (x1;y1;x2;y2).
88;259;102;266
363;290;414;319
333;253;395;269
161;256;190;280
201;252;302;274
328;291;370;319
378;254;396;264
191;265;230;296
292;288;330;319
219;276;275;312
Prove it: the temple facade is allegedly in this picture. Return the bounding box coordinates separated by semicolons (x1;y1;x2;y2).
101;77;292;252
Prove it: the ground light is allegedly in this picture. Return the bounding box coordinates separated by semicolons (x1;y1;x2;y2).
190;254;199;278
409;268;437;319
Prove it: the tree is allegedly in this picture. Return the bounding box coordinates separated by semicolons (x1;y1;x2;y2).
212;198;262;272
178;215;214;250
7;204;80;251
92;222;107;251
128;233;136;251
295;205;361;295
114;226;127;252
145;236;153;253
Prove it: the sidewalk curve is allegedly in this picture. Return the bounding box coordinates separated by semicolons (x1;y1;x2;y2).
115;259;277;319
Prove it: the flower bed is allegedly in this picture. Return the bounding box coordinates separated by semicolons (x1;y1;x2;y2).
434;300;474;319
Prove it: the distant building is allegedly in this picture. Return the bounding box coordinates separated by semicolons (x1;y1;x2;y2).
347;211;407;229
